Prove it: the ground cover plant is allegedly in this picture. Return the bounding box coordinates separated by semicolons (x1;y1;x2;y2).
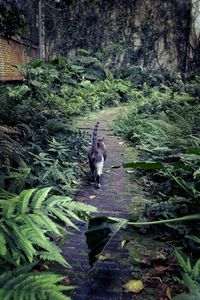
112;71;200;299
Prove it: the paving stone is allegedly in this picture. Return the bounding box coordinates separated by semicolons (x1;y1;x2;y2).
55;110;141;299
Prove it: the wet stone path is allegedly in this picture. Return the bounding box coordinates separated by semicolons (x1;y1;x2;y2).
57;108;144;300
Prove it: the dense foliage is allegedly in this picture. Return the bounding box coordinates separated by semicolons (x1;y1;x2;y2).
113;71;200;299
0;0;25;38
1;48;200;298
0;51;133;299
0;52;131;193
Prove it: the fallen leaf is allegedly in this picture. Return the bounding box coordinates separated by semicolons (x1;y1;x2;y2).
126;170;135;174
98;253;111;261
166;287;172;300
119;141;125;145
105;169;110;173
123;279;144;294
121;240;128;248
89;195;96;200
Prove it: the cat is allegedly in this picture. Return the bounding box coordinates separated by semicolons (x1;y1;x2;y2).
88;122;106;188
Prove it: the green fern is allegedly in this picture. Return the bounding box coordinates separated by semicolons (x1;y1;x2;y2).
48;138;69;158
175;250;192;274
16;189;36;214
0;265;73;300
173;250;200;299
0;231;7;256
31;187;52;210
0;187;97;267
30;152;53;167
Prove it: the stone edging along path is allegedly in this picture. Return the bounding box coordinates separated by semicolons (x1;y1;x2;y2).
55;107;171;300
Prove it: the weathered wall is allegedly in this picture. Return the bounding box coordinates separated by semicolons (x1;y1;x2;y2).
0;36;38;81
187;0;200;70
49;0;191;71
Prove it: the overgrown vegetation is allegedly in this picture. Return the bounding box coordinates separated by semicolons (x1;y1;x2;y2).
1;46;200;298
0;50;133;299
113;70;200;299
0;0;25;38
0;51;132;194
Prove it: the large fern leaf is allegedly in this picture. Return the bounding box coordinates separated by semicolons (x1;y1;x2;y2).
39;251;70;268
16;189;36;214
48;207;79;230
0;266;73;300
31;187;52;210
5;220;36;263
31;212;62;235
0;187;97;268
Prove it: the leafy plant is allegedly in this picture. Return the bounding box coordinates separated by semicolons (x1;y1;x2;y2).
0;264;73;300
0;187;97;268
173;250;200;300
0;0;25;38
112;73;200;298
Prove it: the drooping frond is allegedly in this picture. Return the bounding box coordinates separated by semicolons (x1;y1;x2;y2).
0;187;97;267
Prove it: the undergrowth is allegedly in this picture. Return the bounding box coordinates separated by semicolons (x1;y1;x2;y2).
1;48;200;299
0;49;143;299
113;73;200;299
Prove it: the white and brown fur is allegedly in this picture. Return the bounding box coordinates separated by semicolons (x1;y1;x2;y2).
88;122;106;188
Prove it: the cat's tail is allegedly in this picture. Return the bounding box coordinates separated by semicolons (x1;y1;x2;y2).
92;122;99;151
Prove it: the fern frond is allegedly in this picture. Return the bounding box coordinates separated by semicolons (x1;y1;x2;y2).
175;249;191;274
47;195;97;212
39;251;70;267
33;211;62;235
15;123;34;139
0;264;34;285
48;207;79;230
62;208;83;222
16;189;36;214
0;189;15;200
61;200;97;213
0;231;7;256
0;268;73;300
186;256;192;274
45;195;72;206
5;220;36;262
0;198;18;219
22;214;47;241
48;291;72;300
192;259;200;279
31;187;52;210
1;187;94;268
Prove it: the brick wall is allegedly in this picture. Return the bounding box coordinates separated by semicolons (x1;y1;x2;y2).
0;36;38;81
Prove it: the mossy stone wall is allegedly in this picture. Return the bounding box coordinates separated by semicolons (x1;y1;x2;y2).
56;0;191;71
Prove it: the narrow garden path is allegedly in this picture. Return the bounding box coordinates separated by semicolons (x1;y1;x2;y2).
56;107;170;300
